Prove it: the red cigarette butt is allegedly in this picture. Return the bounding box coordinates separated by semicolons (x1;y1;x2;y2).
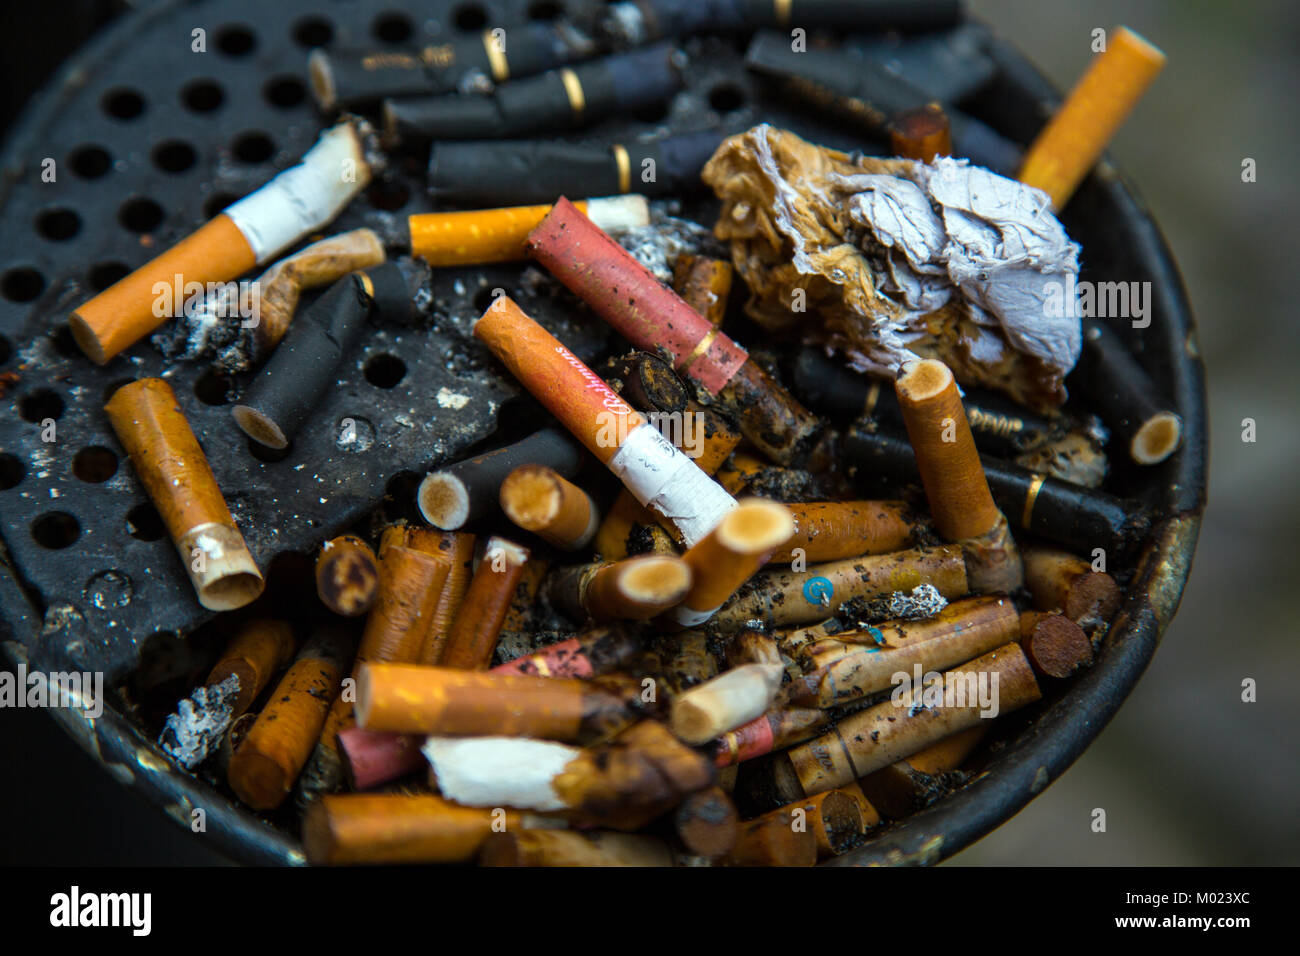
336;726;426;791
714;713;776;767
526;197;749;395
474;295;644;465
490;637;594;678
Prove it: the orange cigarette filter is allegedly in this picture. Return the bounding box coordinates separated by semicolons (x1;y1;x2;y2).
407;196;647;267
70;121;370;363
228;628;351;811
671;498;795;627
766;500;917;564
356;663;588;739
890;104;952;161
592;493;679;560
104;378;264;611
206;618;296;718
418;531;479;664
1017;26;1166;209
304;794;533;865
895;360;1001;543
500;464;599;551
580;555;693;620
439;537;530;669
673;255;733;328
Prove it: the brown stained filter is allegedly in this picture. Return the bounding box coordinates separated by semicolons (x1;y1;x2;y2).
409;530;476;665
785;643;1042;797
228;628;351;811
856;727;987;819
895;360;1001;543
206;618;295;718
500;464;598;550
481;830;674;867
1019;611;1093;679
710;544;969;630
583;555;693;621
439;537;530;669
674;786;739;858
254;228;385;352
104;378;263;610
778;790;866;858
1022;546;1121;627
315;534;381;617
727;812;818;867
686;404;743;475
355;663;588;739
1132;411;1182;466
766;500;917;564
592;491;679;560
726;631;782;669
303;794;528;865
672;498;795;626
360;545;448;665
673;255;733;328
889;104;952;161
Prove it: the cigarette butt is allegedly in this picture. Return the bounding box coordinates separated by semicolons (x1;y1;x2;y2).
773;643;1042;802
205;618;295;718
1019;611;1093;679
836;783;883;832
528;198;820;465
674;786;739;859
592;492;679;560
304;794;537;865
726;631;782;669
500;465;599;551
104;378;263;610
408;196;649;267
547;555;693;622
765;500;917;564
670;663;786;745
670;499;795;627
713;707;824;768
856;727;987;819
474;295;737;547
356;663;631;742
1023;546;1121;628
70;122;370;363
790;595;1021;708
726;809;819;867
439;537;531;669
896;359;1001;542
710;544;969;630
480;830;674;867
775;790;868;859
1018;26;1166;209
215;711;258;779
418;532;476;664
418;428;584;531
253;228;386;354
315;535;381;618
890;103;953;161
336;726;426;791
673;255;733;328
491;624;643;679
228;628;351;810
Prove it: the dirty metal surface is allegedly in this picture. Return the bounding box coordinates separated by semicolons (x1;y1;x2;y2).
0;1;1206;865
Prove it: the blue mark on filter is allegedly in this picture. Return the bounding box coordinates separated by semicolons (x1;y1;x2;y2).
803;576;833;605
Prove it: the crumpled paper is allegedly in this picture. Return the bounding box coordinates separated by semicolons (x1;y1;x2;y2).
701;125;1081;410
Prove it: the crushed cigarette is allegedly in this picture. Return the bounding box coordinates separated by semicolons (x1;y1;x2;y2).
158;674;240;770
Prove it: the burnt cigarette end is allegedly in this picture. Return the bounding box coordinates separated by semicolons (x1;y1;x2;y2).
1020;612;1094;679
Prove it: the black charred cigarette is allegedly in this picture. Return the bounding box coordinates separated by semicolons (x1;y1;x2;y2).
598;351;691;415
233;275;372;450
417;428;585;530
426;128;726;206
842;428;1151;558
793;349;1062;457
602;0;960;44
309;23;597;112
233;263;424;449
1072;319;1183;466
744;30;1022;174
385;44;682;146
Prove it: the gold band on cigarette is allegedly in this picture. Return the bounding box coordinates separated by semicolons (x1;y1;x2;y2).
483;31;509;82
774;0;793;28
560;68;586;118
1022;473;1046;527
679;327;721;375
862;380;881;418
613;144;631;194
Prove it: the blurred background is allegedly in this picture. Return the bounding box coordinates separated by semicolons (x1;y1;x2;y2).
1;0;1296;865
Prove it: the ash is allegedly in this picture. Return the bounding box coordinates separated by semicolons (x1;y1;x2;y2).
617;215;726;284
852;584;948;625
158;674;240;770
